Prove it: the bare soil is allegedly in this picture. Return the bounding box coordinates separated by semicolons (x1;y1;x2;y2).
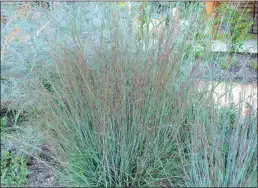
25;145;62;187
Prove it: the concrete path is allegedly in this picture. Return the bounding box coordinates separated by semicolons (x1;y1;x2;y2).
211;40;257;53
199;80;257;120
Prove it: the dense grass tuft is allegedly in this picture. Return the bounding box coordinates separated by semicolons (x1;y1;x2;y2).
25;2;257;187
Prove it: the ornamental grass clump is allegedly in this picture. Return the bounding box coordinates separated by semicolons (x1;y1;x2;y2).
27;2;256;187
177;97;257;187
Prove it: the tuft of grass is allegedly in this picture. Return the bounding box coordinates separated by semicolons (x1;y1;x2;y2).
12;2;257;187
31;3;208;187
178;99;257;187
1;152;30;187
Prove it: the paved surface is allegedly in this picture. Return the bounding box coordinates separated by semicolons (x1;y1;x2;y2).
211;40;257;53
